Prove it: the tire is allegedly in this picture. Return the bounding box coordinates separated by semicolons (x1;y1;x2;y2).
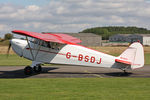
33;65;42;73
24;66;33;75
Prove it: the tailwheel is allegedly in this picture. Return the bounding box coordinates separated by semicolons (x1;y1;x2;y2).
33;65;42;73
122;69;129;75
24;66;33;75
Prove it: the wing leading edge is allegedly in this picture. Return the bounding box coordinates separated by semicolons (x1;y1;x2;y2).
12;30;81;44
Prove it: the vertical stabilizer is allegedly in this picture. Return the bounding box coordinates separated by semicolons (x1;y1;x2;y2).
116;42;144;69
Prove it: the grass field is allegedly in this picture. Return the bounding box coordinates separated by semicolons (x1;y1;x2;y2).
0;54;31;66
0;46;14;54
0;78;150;100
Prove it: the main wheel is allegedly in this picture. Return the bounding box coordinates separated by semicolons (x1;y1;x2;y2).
24;66;33;75
33;65;42;73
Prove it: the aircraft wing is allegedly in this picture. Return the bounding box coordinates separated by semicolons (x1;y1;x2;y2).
12;30;81;44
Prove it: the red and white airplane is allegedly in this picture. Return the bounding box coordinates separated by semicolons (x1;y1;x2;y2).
9;30;144;75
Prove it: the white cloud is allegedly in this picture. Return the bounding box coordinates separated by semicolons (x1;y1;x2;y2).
0;0;150;37
26;5;40;11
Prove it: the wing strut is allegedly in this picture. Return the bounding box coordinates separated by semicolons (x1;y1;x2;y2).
34;40;42;61
26;37;43;62
26;36;35;60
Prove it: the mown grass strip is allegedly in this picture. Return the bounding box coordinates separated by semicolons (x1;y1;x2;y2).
0;78;150;100
0;54;31;66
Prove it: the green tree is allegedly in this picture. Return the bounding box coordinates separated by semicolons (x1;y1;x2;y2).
80;26;150;40
4;33;13;40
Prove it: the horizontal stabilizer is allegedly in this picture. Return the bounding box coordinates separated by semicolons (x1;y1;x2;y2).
115;59;132;65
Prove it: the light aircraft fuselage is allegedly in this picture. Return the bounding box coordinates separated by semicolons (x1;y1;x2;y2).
9;30;144;75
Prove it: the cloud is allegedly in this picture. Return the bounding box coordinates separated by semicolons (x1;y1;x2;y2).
0;0;150;37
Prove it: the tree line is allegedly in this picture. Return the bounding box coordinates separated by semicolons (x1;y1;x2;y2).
1;26;150;41
0;33;13;42
80;26;150;40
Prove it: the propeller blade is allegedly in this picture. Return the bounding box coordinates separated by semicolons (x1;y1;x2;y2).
7;41;11;58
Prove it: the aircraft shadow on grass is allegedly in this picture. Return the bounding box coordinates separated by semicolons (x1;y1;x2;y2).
0;67;133;78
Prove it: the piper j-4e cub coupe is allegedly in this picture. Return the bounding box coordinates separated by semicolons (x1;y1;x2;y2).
9;30;144;75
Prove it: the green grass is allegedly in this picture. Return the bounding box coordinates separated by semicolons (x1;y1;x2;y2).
0;78;150;100
0;54;31;66
0;40;9;46
145;53;150;65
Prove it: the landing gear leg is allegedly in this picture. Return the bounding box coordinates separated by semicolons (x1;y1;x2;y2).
24;66;33;75
123;69;126;73
33;65;42;73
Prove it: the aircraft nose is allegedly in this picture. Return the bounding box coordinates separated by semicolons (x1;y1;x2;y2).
11;39;24;48
11;39;24;56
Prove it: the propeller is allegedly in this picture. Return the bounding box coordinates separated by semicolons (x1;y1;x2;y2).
7;41;12;58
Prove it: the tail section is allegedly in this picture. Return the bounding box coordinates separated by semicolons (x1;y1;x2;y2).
115;42;144;69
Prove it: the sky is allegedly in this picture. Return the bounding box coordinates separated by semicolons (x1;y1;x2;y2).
0;0;150;38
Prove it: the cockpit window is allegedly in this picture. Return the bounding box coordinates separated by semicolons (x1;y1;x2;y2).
31;39;65;50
